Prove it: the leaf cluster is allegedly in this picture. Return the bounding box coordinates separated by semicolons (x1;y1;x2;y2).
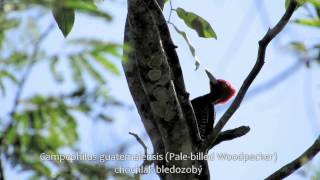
0;1;129;179
288;0;320;67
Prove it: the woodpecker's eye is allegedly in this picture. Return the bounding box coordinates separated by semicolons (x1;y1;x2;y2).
222;83;228;89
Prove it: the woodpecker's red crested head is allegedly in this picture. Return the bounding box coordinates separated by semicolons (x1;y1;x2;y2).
205;69;236;104
211;79;236;104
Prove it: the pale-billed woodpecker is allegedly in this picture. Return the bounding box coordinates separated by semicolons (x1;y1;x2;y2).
191;71;236;140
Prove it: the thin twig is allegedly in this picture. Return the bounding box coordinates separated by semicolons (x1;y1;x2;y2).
265;136;320;180
205;0;298;148
129;132;153;172
254;0;281;49
168;0;173;22
129;132;148;156
9;22;55;117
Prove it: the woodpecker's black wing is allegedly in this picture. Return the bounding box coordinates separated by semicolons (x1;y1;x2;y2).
191;95;215;140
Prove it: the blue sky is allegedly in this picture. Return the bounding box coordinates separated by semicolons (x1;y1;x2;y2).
2;0;320;179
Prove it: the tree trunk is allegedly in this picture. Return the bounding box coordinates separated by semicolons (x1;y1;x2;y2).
122;0;209;179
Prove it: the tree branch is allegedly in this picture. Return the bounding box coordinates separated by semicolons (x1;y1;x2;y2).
129;132;154;171
129;132;148;157
265;136;320;180
204;0;298;149
209;126;250;148
9;22;55;118
215;58;315;114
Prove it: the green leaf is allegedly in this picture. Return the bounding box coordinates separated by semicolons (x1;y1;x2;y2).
171;24;201;70
91;52;120;75
78;55;106;84
0;17;20;31
285;0;290;9
49;56;64;83
20;134;31;152
57;108;78;145
176;8;217;38
290;41;308;53
5;52;28;68
70;39;122;55
5;126;17;145
31;111;41;133
66;1;112;21
86;0;97;7
295;18;320;27
52;5;75;37
48;126;63;148
285;0;307;9
29;160;52;177
69;55;84;85
308;0;320;17
0;31;4;49
0;69;17;95
0;70;18;83
308;0;320;7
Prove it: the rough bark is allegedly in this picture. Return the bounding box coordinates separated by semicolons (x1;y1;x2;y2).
123;0;202;179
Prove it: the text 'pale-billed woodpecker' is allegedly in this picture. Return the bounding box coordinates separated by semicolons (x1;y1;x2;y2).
191;71;236;140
